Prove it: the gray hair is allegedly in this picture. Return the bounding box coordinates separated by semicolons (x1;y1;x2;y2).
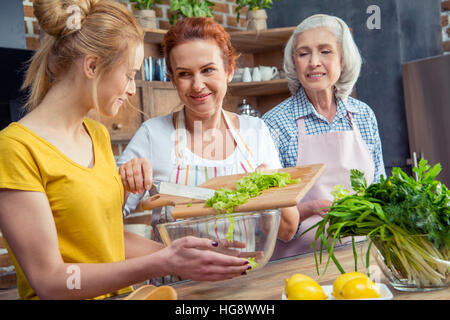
284;14;362;101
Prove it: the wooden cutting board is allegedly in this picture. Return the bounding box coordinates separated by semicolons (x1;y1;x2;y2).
165;163;325;219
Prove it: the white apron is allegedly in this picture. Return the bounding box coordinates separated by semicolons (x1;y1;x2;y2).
271;112;374;260
150;109;258;285
171;108;258;184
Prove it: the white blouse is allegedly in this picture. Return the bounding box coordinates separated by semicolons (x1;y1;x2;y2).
117;112;282;216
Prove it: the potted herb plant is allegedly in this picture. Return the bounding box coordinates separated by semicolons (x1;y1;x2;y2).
169;0;215;25
235;0;281;31
130;0;162;29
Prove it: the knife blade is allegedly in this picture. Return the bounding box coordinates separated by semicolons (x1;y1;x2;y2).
154;180;216;200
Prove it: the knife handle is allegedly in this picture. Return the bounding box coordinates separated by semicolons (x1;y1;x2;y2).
141;194;176;211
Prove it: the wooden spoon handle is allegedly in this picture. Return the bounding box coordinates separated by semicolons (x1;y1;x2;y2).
140;194;206;211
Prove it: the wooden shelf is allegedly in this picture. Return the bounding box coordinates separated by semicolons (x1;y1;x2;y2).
143;28;167;44
229;27;295;53
136;79;289;97
228;79;289;96
142;26;295;53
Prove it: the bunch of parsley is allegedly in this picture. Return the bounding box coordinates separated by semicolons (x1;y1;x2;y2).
305;159;449;286
360;160;449;249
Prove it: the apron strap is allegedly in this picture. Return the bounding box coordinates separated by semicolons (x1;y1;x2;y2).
175;108;257;171
297;117;307;136
174;110;186;165
346;111;356;130
346;111;366;141
222;111;257;171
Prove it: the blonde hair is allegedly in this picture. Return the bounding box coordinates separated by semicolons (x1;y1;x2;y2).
22;0;144;111
284;14;362;101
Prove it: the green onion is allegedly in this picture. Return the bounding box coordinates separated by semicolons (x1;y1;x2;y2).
302;159;449;287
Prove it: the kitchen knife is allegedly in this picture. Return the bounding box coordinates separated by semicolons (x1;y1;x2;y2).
153;180;216;200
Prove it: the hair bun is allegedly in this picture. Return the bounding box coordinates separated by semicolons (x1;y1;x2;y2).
33;0;98;37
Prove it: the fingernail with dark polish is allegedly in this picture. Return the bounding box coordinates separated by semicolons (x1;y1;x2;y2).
211;241;218;247
243;260;249;265
241;271;247;275
247;265;252;270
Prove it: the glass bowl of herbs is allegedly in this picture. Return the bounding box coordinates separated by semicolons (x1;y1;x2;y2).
157;208;281;271
304;159;449;292
157;171;300;271
370;234;449;291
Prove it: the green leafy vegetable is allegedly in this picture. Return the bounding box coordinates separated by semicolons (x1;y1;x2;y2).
206;188;251;214
247;257;258;271
169;0;215;25
350;168;367;193
234;0;282;22
303;159;449;287
129;0;162;10
206;171;300;241
206;171;300;214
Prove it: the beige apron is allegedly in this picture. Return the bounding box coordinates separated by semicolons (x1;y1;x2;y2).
271;112;374;260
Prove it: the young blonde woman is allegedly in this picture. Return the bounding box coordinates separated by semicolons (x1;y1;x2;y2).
0;0;250;300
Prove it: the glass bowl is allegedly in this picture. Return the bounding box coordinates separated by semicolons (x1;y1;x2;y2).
157;209;281;271
370;235;449;292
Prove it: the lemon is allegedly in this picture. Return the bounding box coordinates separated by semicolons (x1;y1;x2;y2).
341;277;381;299
332;272;368;299
287;281;328;300
285;274;316;294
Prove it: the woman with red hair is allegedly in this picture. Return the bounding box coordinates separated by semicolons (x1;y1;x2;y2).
118;17;299;284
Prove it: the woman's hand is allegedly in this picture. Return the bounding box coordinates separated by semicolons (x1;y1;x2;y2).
159;236;251;281
119;158;153;194
297;199;332;221
213;239;264;261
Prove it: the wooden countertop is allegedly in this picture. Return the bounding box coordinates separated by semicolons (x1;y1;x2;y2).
172;243;450;300
1;243;448;300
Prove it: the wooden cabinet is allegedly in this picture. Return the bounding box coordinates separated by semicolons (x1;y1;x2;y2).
101;26;295;144
137;81;182;119
401;54;450;185
87;90;143;143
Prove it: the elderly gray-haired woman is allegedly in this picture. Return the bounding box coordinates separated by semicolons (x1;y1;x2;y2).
262;14;386;259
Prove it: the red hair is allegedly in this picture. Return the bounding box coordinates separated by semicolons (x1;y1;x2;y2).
163;17;237;76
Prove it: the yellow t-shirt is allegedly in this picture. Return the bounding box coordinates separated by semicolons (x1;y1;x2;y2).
0;118;132;299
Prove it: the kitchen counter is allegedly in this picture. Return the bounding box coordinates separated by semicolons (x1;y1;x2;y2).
1;243;448;300
172;243;450;300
